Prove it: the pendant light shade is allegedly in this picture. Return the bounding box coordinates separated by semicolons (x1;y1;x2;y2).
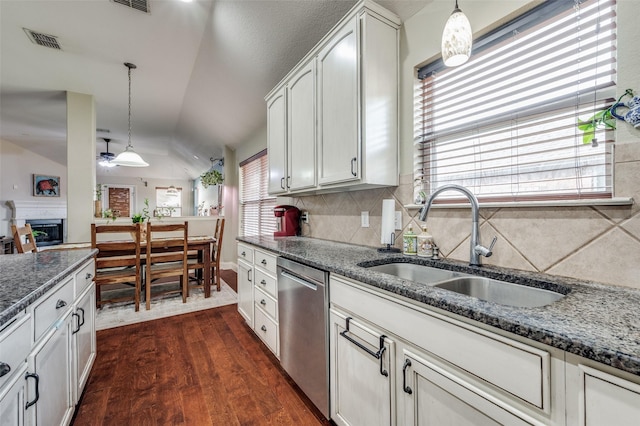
112;62;149;167
166;185;179;196
441;0;472;67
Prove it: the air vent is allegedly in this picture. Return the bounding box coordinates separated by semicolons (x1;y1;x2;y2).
23;28;61;50
112;0;150;13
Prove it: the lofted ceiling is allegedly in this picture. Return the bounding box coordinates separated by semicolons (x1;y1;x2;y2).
0;0;429;180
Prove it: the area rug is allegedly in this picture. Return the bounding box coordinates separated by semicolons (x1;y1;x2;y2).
95;281;237;330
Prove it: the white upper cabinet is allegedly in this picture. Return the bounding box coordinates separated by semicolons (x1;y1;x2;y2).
287;60;317;192
267;88;287;195
266;0;400;196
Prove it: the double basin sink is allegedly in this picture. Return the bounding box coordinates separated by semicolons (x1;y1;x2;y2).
365;262;566;308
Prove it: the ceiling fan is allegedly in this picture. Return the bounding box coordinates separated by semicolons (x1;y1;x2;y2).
97;138;117;168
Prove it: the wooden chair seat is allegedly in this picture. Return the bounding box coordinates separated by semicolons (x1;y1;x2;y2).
92;224;143;311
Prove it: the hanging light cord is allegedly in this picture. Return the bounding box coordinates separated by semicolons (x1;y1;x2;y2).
125;62;137;150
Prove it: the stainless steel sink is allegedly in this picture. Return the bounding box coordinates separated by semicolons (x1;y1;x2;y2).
367;263;467;284
434;276;565;308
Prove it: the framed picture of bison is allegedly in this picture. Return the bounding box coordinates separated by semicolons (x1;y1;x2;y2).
33;175;60;197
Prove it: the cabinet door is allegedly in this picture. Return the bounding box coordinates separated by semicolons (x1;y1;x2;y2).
288;60;317;191
0;364;27;426
330;309;394;426
26;311;73;426
267;87;288;195
73;285;96;405
317;17;359;186
399;349;531;426
237;260;254;327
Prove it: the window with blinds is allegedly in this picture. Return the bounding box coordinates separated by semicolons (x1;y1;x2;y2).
240;149;277;236
414;0;617;203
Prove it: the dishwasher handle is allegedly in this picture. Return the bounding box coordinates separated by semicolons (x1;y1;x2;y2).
280;270;319;291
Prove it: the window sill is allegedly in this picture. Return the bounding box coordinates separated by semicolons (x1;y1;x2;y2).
404;197;634;210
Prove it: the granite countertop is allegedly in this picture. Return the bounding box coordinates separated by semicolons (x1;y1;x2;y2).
238;235;640;377
0;249;97;327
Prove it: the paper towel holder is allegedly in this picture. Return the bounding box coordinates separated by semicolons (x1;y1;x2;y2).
378;234;401;253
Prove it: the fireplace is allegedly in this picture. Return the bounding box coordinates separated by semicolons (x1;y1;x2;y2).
7;200;67;246
26;219;64;247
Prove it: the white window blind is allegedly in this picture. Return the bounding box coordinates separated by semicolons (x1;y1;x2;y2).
415;0;617;203
155;187;182;217
240;150;277;236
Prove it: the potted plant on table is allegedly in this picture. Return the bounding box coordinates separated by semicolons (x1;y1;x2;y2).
131;198;151;240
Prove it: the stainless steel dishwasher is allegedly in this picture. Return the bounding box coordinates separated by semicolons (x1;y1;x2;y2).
277;257;330;419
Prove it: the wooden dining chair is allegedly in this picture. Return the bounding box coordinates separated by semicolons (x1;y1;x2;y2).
145;221;189;310
91;223;143;311
188;218;225;294
11;224;38;253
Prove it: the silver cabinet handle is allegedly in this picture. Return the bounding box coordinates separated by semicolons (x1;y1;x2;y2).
261;325;267;332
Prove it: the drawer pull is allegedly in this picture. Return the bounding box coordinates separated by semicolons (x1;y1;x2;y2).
260;299;267;306
247;269;252;282
0;362;10;377
402;359;413;394
351;157;357;176
55;299;67;309
340;317;388;377
78;307;85;327
260;279;266;285
241;251;246;257
261;259;267;265
261;325;267;332
85;272;93;280
25;372;40;409
72;313;81;334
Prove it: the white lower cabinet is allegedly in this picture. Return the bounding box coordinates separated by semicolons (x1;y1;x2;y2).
329;274;566;426
0;363;27;426
565;354;640;426
330;309;395;426
237;259;254;328
72;285;96;405
26;309;74;426
0;257;96;426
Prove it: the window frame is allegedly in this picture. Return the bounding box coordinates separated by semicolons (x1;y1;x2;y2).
239;149;277;237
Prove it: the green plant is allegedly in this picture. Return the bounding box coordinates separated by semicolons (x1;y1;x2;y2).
95;184;102;201
32;230;48;238
132;198;151;223
578;89;634;144
103;209;117;223
200;169;223;188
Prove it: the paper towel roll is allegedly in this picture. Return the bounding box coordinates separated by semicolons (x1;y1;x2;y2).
381;199;395;245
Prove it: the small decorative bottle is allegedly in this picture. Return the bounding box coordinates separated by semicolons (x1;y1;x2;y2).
403;225;417;256
417;225;434;258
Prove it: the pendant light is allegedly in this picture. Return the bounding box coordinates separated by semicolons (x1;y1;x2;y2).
441;0;473;67
112;62;149;167
166;185;179;197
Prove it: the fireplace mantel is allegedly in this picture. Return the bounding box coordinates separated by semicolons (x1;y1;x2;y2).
7;200;67;220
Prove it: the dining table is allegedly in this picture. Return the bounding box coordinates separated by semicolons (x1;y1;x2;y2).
44;235;217;298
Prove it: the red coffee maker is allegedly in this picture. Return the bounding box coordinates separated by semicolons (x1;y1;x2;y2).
274;205;301;237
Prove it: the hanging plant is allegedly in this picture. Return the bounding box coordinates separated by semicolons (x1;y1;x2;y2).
200;169;223;188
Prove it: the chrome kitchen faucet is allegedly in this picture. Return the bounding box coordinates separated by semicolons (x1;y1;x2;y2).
418;184;497;266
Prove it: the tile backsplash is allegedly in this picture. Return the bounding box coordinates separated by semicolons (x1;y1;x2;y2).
288;142;640;290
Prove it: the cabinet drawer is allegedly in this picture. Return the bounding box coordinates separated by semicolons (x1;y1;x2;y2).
331;276;550;411
255;269;277;298
255;249;277;274
32;277;74;342
579;364;640;425
254;308;278;355
254;287;278;321
75;259;95;296
0;314;30;388
237;244;254;263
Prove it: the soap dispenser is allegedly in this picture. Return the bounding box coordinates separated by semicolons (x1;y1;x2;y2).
403;225;417;256
417;225;434;258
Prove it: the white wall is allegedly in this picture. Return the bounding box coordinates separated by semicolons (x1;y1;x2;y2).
0;138;68;238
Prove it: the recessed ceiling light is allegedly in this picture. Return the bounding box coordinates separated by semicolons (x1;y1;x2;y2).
181;0;193;3
193;155;199;160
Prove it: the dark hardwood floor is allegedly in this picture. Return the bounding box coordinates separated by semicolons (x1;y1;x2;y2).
73;304;330;425
219;269;237;293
